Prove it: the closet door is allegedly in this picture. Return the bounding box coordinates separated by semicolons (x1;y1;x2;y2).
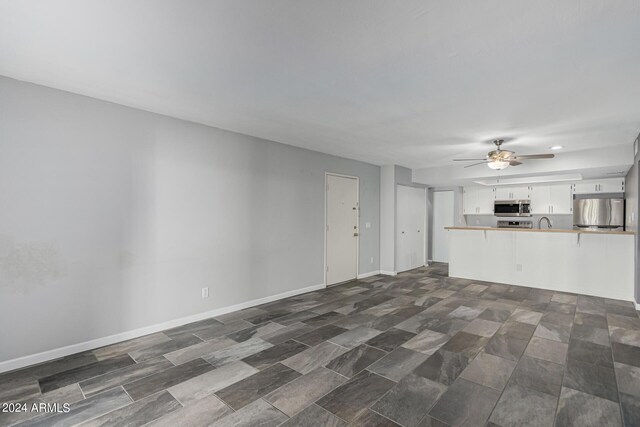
410;186;426;269
396;185;426;272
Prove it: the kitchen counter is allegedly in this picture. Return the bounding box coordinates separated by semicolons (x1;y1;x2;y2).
446;227;635;302
445;226;634;235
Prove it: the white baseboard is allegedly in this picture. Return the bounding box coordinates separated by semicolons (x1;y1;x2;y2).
379;270;397;276
357;270;381;279
0;283;326;374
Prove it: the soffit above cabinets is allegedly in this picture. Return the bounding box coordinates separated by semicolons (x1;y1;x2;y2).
473;173;583;186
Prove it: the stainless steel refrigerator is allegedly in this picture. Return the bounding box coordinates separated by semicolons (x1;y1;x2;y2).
573;198;625;231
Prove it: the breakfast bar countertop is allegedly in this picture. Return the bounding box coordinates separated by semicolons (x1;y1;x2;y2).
445;226;635;235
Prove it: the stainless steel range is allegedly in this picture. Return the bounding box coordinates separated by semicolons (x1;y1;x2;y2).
497;220;533;229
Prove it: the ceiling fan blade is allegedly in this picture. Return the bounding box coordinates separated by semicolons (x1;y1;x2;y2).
512;154;555;160
463;161;490;168
508;160;523;166
453;158;487;161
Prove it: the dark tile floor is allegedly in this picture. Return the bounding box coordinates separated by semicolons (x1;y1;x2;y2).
2;263;640;426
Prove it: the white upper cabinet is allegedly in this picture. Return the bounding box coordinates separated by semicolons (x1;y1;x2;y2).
573;178;625;194
463;186;494;215
495;185;530;201
462;187;476;215
530;185;550;214
477;187;495;214
531;184;572;214
463;178;624;217
549;184;573;214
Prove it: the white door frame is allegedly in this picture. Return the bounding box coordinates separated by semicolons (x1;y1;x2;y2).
324;172;359;287
432;189;455;263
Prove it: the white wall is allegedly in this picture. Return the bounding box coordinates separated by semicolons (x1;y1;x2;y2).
0;77;380;365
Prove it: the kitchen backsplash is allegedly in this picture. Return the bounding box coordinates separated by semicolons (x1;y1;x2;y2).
464;215;574;229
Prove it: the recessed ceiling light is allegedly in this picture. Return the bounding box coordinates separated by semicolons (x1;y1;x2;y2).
549;145;563;150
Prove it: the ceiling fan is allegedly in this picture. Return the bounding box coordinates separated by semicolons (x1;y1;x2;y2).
454;139;555;170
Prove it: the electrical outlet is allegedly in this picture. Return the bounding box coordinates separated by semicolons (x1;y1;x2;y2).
365;222;371;229
202;287;209;298
370;257;374;264
516;264;523;272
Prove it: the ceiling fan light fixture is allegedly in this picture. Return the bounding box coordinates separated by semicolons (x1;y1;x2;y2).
487;160;509;170
549;145;564;150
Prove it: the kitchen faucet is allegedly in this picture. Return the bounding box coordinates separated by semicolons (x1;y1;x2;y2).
538;216;552;229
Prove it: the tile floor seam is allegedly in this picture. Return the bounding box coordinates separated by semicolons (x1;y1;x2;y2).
607;314;626;427
71;386;135;427
482;351;519;427
369;405;410;427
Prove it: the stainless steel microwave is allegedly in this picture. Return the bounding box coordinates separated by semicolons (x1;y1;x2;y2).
494;200;532;217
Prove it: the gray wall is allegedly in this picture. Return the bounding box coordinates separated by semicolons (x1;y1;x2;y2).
0;77;380;363
380;165;396;273
624;135;639;302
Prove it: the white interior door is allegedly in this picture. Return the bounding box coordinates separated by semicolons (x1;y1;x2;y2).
432;190;454;263
326;174;358;285
396;185;426;272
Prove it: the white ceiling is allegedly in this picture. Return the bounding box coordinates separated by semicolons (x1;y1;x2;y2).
1;0;639;171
